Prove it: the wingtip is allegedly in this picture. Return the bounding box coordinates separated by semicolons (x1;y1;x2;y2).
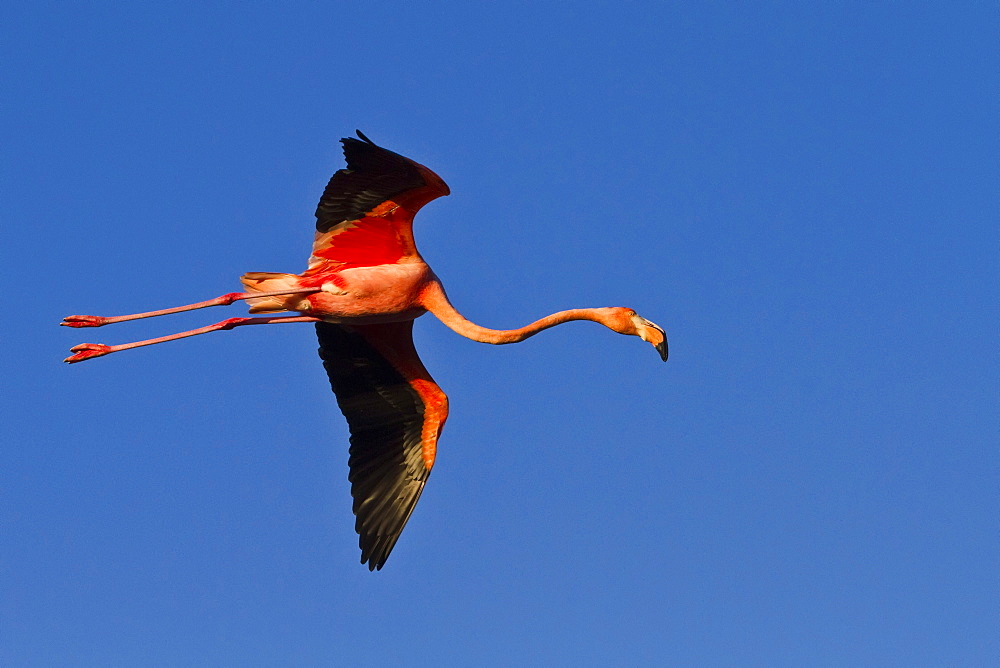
340;130;376;151
361;553;385;572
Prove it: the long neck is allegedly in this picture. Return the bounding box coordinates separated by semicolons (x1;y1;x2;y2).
420;280;613;345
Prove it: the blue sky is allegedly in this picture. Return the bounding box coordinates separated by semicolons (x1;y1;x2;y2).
4;2;996;664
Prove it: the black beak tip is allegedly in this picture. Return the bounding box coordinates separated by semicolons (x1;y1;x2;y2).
656;338;668;362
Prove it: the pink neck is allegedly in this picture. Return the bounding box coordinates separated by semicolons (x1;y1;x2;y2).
420;280;614;344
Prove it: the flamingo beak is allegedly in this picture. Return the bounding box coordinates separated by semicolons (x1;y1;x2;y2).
633;315;668;362
655;337;668;362
649;324;668;362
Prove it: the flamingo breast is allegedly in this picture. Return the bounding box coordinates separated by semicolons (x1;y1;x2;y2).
303;262;432;324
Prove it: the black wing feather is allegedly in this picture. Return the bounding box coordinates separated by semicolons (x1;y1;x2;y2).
316;321;430;571
315;132;427;233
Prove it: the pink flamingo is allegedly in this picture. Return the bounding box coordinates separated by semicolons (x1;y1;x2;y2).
62;131;668;570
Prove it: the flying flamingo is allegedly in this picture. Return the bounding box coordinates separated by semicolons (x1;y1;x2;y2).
62;131;668;570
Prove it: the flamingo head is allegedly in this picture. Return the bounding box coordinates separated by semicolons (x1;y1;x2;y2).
603;308;668;362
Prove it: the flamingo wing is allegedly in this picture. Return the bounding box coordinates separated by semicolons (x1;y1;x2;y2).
307;131;450;270
316;320;448;570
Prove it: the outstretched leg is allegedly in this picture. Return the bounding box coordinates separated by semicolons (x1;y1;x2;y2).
60;288;321;328
64;315;322;363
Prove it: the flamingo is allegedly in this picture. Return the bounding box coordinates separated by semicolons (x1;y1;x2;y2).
62;131;668;570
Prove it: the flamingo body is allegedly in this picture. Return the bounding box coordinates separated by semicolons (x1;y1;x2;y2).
63;131;667;570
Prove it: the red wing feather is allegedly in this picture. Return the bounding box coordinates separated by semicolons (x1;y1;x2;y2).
311;212;407;269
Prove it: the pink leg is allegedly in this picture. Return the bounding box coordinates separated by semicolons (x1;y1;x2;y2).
60;288;321;328
64;315;322;363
